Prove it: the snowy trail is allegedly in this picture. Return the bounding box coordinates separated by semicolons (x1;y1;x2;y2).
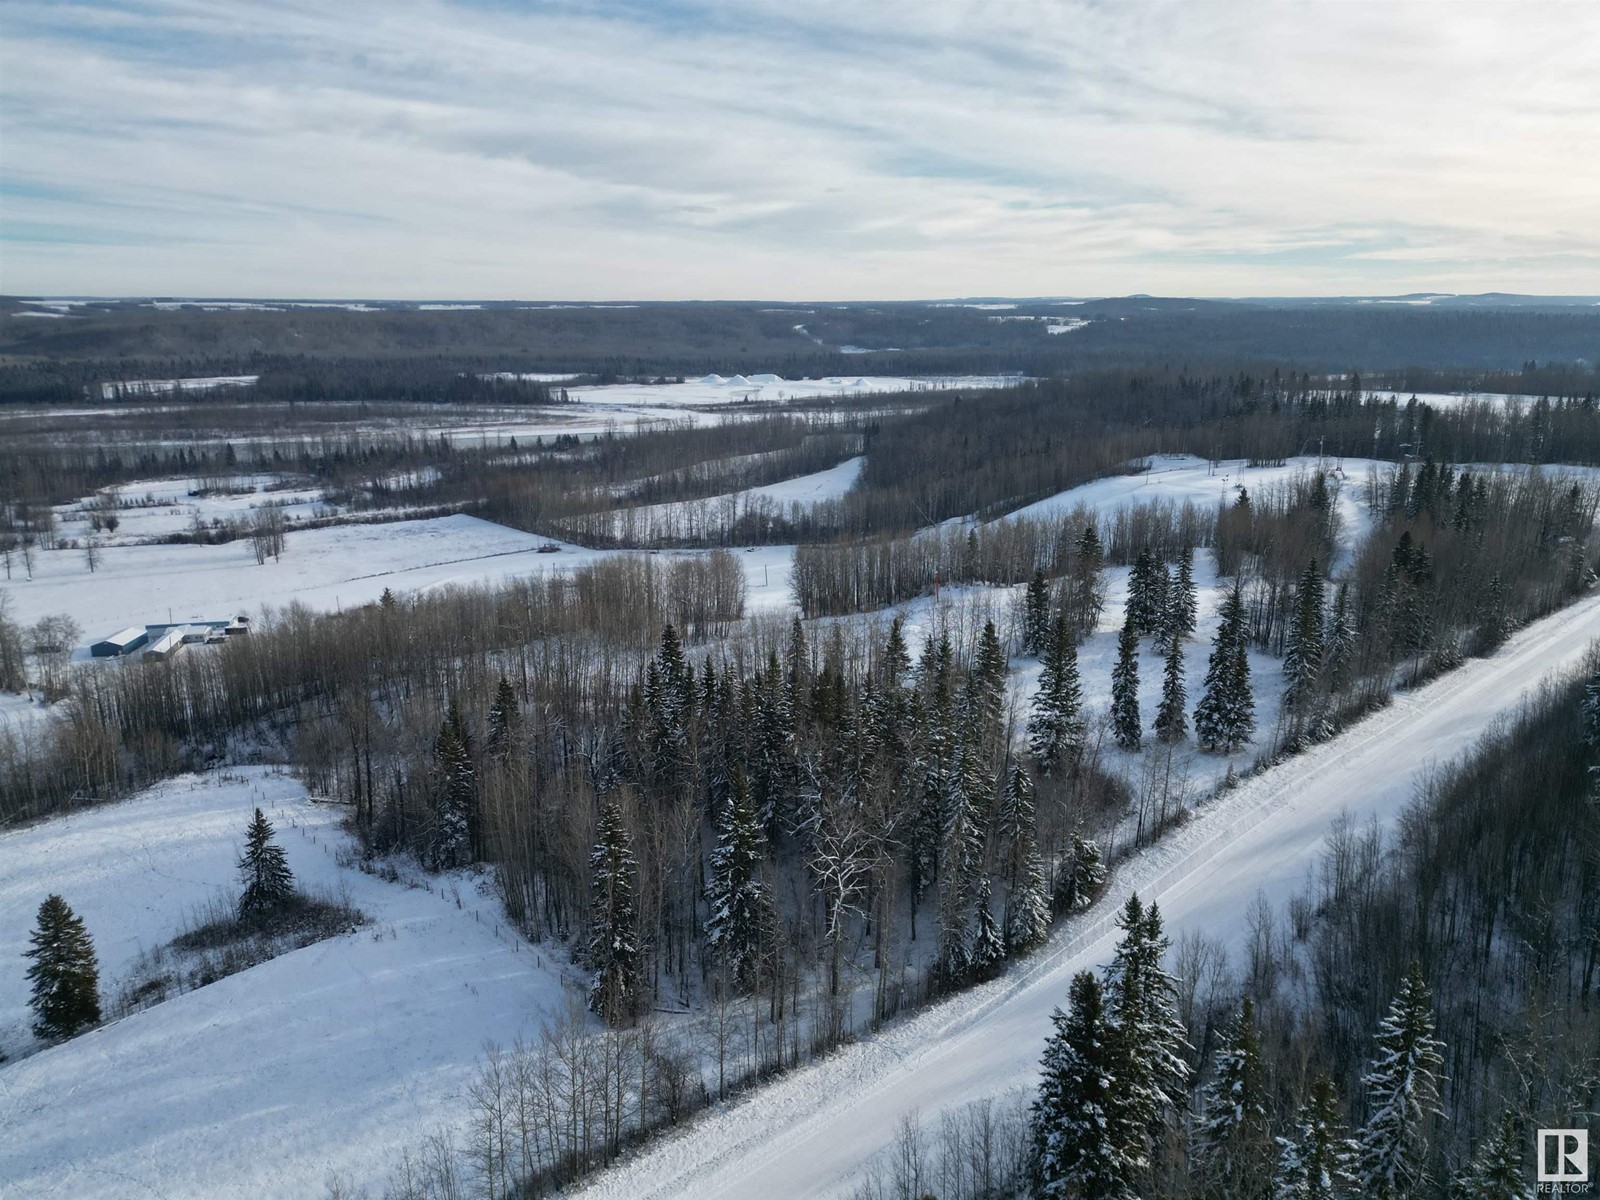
578;589;1600;1200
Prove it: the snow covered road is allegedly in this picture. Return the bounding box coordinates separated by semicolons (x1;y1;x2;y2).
577;588;1600;1200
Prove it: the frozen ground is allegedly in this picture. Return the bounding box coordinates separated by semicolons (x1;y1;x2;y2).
432;375;1019;445
99;376;259;399
53;474;337;546
0;768;579;1199
1368;388;1534;409
1011;454;1382;571
603;457;863;542
1;513;799;646
575;587;1600;1200
0;692;54;733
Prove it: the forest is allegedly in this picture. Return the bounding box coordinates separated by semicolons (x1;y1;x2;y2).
2;296;1598;407
849;649;1600;1200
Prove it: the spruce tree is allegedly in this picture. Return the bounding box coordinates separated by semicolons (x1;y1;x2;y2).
485;675;522;764
24;894;101;1040
1103;895;1192;1176
1054;832;1106;914
431;704;476;868
1155;630;1188;743
645;625;695;801
1454;1111;1531;1200
882;614;912;686
704;774;772;993
1196;582;1255;753
969;875;1005;978
1357;963;1445;1200
968;619;1009;764
1128;547;1161;635
1283;558;1326;710
237;807;295;922
587;799;641;1024
1111;615;1142;751
937;750;983;983
997;765;1050;953
1273;1075;1358;1200
1194;997;1273;1200
1323;582;1355;693
1030;971;1133;1199
1029;613;1085;775
1022;568;1053;656
1171;547;1199;644
1067;524;1107;638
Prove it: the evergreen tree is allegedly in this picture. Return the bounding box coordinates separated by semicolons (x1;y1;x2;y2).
1284;558;1326;710
237;807;295;921
1173;548;1199;641
1155;630;1188;743
1111;615;1142;751
1357;963;1446;1200
968;619;1009;764
1022;568;1054;656
997;765;1050;953
1103;895;1192;1176
881;614;912;686
751;653;797;834
1474;571;1512;652
24;894;101;1040
1323;582;1355;693
485;675;523;764
1067;524;1107;639
645;625;695;801
1454;1111;1531;1200
431;703;476;868
1030;971;1134;1199
1195;582;1255;753
969;875;1006;978
704;774;773;993
1128;547;1162;635
1054;832;1106;914
587;799;641;1024
937;745;984;982
1029;613;1086;775
1194;997;1273;1200
1273;1075;1358;1200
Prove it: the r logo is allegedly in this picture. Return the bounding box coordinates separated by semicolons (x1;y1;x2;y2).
1540;1129;1589;1183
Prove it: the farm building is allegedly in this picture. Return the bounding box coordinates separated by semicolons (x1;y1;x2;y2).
90;627;150;657
142;629;186;661
89;616;251;659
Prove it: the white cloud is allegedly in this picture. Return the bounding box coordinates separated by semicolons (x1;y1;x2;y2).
1;0;1596;298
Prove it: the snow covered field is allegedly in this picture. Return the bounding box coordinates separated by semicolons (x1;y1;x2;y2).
1;513;798;646
436;375;1019;444
0;768;579;1199
1011;454;1382;569
99;376;259;399
577;374;1014;408
53;475;336;546
601;457;863;541
574;588;1600;1200
1368;388;1533;409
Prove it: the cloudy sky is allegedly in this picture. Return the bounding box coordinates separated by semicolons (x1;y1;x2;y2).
2;0;1597;300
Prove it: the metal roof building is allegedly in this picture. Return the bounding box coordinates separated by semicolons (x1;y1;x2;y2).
90;627;150;657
